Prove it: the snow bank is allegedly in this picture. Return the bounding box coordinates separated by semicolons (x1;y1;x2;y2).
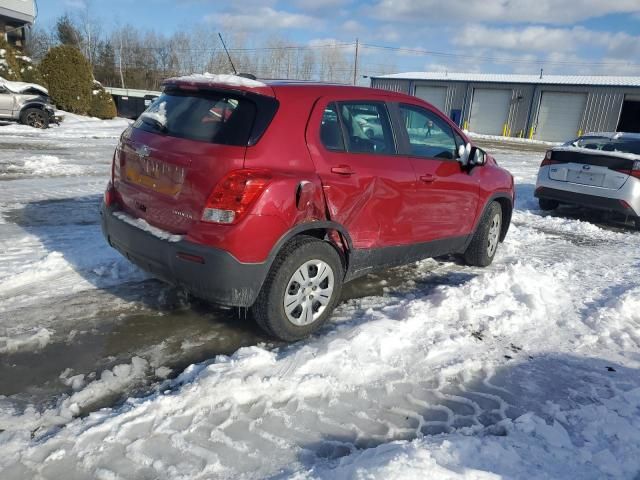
1;154;85;177
0;110;130;140
0;261;605;478
468;132;561;147
0;357;150;435
0;328;52;354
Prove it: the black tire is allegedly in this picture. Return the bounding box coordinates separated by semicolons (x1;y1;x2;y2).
20;108;49;129
251;236;344;341
538;198;559;211
464;201;503;267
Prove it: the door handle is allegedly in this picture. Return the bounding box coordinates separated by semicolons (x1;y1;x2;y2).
419;174;436;183
331;165;355;176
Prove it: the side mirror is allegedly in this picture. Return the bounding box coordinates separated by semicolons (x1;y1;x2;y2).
471;147;487;166
457;143;487;167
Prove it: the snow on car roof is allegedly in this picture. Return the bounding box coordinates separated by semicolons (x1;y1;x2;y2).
581;132;640;140
0;77;48;95
374;72;640;87
164;73;267;89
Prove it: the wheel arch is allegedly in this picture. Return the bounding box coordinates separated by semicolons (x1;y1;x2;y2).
265;221;353;277
476;193;513;242
20;102;49;115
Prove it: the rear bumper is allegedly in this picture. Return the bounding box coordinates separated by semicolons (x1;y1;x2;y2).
535;186;639;217
101;204;268;307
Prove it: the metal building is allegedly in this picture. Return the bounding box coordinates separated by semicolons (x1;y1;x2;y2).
370;72;640;141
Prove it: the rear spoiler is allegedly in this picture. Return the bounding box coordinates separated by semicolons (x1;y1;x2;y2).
162;73;276;98
552;146;640;162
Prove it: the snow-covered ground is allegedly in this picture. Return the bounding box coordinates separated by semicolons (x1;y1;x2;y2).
1;116;639;479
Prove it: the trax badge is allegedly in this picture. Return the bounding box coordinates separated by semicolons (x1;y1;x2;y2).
173;210;194;220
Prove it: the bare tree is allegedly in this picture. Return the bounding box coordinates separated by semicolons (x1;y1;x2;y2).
62;1;103;67
25;26;54;62
29;16;360;88
299;49;315;80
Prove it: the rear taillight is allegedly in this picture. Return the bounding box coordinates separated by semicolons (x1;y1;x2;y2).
104;182;118;207
620;199;633;210
202;169;272;224
540;150;558;167
113;146;122;181
615;160;640;179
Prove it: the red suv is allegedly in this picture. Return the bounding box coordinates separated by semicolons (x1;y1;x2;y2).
101;74;514;341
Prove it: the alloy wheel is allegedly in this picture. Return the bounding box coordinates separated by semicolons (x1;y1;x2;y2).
27;111;46;129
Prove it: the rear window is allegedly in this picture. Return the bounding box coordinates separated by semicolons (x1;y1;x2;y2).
569;136;640;155
134;91;257;146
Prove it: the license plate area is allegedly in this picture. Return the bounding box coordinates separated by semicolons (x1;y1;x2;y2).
567;170;605;187
124;155;186;196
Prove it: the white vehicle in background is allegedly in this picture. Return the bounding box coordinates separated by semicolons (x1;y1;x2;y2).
354;113;383;139
535;132;640;228
0;77;57;128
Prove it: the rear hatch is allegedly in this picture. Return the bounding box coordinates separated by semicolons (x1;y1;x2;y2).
113;83;277;233
547;140;640;190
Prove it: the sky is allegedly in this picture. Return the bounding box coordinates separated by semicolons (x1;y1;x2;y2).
36;0;640;77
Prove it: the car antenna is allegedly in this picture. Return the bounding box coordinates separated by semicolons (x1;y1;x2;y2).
218;33;238;75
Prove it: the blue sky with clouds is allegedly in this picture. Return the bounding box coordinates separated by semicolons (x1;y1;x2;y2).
37;0;640;77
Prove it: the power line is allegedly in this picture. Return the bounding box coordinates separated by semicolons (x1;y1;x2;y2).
128;42;356;54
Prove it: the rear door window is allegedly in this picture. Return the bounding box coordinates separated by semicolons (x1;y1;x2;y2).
338;102;396;154
134;91;257;146
399;104;457;160
320;103;345;151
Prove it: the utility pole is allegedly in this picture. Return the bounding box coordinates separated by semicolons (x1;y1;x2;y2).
353;38;359;86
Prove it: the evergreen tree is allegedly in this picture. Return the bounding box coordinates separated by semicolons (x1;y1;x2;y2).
55;15;82;48
40;45;93;114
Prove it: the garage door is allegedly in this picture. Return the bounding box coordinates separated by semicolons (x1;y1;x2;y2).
469;89;512;136
535;92;587;142
414;86;447;114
